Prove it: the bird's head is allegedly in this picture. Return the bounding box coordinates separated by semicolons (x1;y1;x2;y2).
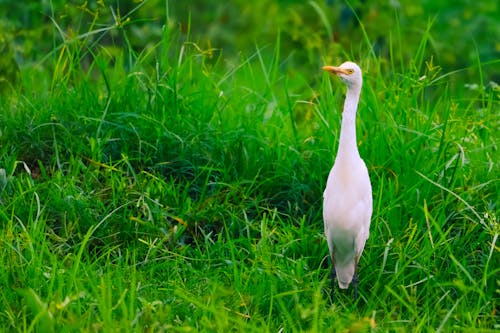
322;61;362;88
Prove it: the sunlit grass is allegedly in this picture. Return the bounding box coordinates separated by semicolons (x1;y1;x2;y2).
0;2;499;332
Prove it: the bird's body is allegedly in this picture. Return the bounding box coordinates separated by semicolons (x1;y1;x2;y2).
322;62;372;297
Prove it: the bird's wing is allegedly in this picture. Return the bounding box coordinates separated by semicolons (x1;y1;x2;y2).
355;188;372;258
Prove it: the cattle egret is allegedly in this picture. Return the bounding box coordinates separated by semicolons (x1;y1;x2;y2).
322;62;372;300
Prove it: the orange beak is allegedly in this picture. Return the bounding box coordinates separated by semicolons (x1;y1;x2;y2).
322;66;349;75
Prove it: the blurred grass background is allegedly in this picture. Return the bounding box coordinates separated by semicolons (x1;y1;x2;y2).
1;0;499;83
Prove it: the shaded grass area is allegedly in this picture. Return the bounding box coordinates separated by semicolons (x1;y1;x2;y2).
1;5;499;332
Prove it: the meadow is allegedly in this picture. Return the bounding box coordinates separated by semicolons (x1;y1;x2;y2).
0;1;498;331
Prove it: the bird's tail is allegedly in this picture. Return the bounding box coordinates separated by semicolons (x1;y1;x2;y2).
336;262;355;289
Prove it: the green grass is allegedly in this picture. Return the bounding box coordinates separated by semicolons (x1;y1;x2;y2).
1;2;499;332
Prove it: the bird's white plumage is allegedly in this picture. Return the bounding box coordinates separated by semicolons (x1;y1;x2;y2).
322;61;372;290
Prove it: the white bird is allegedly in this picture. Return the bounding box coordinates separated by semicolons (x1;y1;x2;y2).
322;61;372;299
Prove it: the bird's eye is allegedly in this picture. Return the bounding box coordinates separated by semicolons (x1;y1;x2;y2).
346;69;354;74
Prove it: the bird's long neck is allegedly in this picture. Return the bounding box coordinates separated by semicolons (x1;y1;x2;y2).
336;85;361;160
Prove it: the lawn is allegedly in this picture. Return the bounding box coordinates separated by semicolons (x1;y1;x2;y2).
0;1;498;331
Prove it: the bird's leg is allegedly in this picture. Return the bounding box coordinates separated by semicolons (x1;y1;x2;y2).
328;252;337;301
353;259;360;301
352;271;359;301
330;265;336;301
330;265;336;289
